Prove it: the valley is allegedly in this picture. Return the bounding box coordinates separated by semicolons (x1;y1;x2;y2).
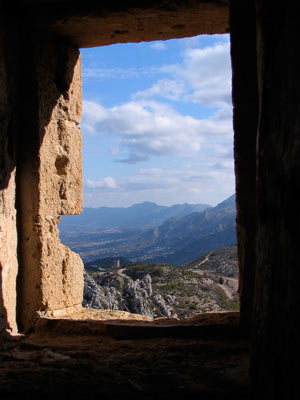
60;194;236;266
59;194;239;318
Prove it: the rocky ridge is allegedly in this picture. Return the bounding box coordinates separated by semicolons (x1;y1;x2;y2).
83;246;239;319
83;271;176;318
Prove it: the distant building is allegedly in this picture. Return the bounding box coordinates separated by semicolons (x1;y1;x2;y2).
114;259;120;268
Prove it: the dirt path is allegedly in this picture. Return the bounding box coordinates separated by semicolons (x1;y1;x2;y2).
191;269;238;299
196;252;213;267
116;268;129;279
224;277;239;292
219;283;235;299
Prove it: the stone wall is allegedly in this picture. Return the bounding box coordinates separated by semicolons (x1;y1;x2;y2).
16;37;84;332
230;0;258;333
0;0;231;335
0;172;17;334
0;12;18;334
23;0;230;47
1;1;300;398
1;10;84;333
250;2;300;398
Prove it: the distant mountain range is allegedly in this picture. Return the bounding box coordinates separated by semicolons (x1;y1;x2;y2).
60;195;236;266
59;201;212;233
133;194;237;265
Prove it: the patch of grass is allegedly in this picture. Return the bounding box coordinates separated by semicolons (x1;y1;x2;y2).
162;280;186;293
218;293;240;311
124;262;175;280
181;270;199;279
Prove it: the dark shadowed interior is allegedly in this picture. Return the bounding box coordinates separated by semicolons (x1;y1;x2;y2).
0;1;299;398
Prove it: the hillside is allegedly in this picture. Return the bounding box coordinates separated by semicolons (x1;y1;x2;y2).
84;246;239;319
137;194;237;265
61;194;236;266
85;256;133;271
59;201;211;235
186;245;238;277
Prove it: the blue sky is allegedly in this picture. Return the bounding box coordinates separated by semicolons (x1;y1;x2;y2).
80;34;234;208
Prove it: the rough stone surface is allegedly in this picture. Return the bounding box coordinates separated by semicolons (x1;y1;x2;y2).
24;0;230;48
250;2;300;399
1;1;299;398
83;271;175;318
0;24;18;334
0;315;249;399
17;38;83;332
83;271;120;311
0;0;232;338
0;172;18;334
230;0;258;332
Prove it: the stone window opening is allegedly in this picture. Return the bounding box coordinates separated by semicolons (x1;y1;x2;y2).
4;2;298;398
1;1;255;339
55;36;239;324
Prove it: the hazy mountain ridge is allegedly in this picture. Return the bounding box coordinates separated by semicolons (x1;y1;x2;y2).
59;201;212;234
60;195;236;266
129;194;237;265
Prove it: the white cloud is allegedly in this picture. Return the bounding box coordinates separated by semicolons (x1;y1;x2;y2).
137;40;232;108
179;42;232;107
81;36;235;207
133;79;185;101
150;42;167;50
82;99;233;163
84;163;235;207
81;102;108;134
138;168;164;176
85;177;117;189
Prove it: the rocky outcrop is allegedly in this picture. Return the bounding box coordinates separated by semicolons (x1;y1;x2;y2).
83;271;120;311
83;271;177;319
83;254;240;319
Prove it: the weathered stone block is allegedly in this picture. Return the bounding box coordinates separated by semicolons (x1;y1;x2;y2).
0;29;18;334
0;172;18;334
39;216;83;312
39;120;82;215
17;39;83;332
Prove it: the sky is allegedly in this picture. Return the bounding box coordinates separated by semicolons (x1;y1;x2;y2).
80;34;234;208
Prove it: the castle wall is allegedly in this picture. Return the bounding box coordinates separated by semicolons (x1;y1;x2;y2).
0;12;19;334
1;11;85;333
16;37;84;332
230;0;258;333
1;0;300;397
24;0;230;47
250;2;300;398
0;0;232;335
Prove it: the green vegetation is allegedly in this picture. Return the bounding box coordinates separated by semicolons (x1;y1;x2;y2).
124;262;174;281
87;254;240;318
218;293;240;311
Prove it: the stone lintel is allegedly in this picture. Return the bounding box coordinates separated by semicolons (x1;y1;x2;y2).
15;0;230;47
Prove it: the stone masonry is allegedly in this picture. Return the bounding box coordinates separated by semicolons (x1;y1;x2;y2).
1;1;300;398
